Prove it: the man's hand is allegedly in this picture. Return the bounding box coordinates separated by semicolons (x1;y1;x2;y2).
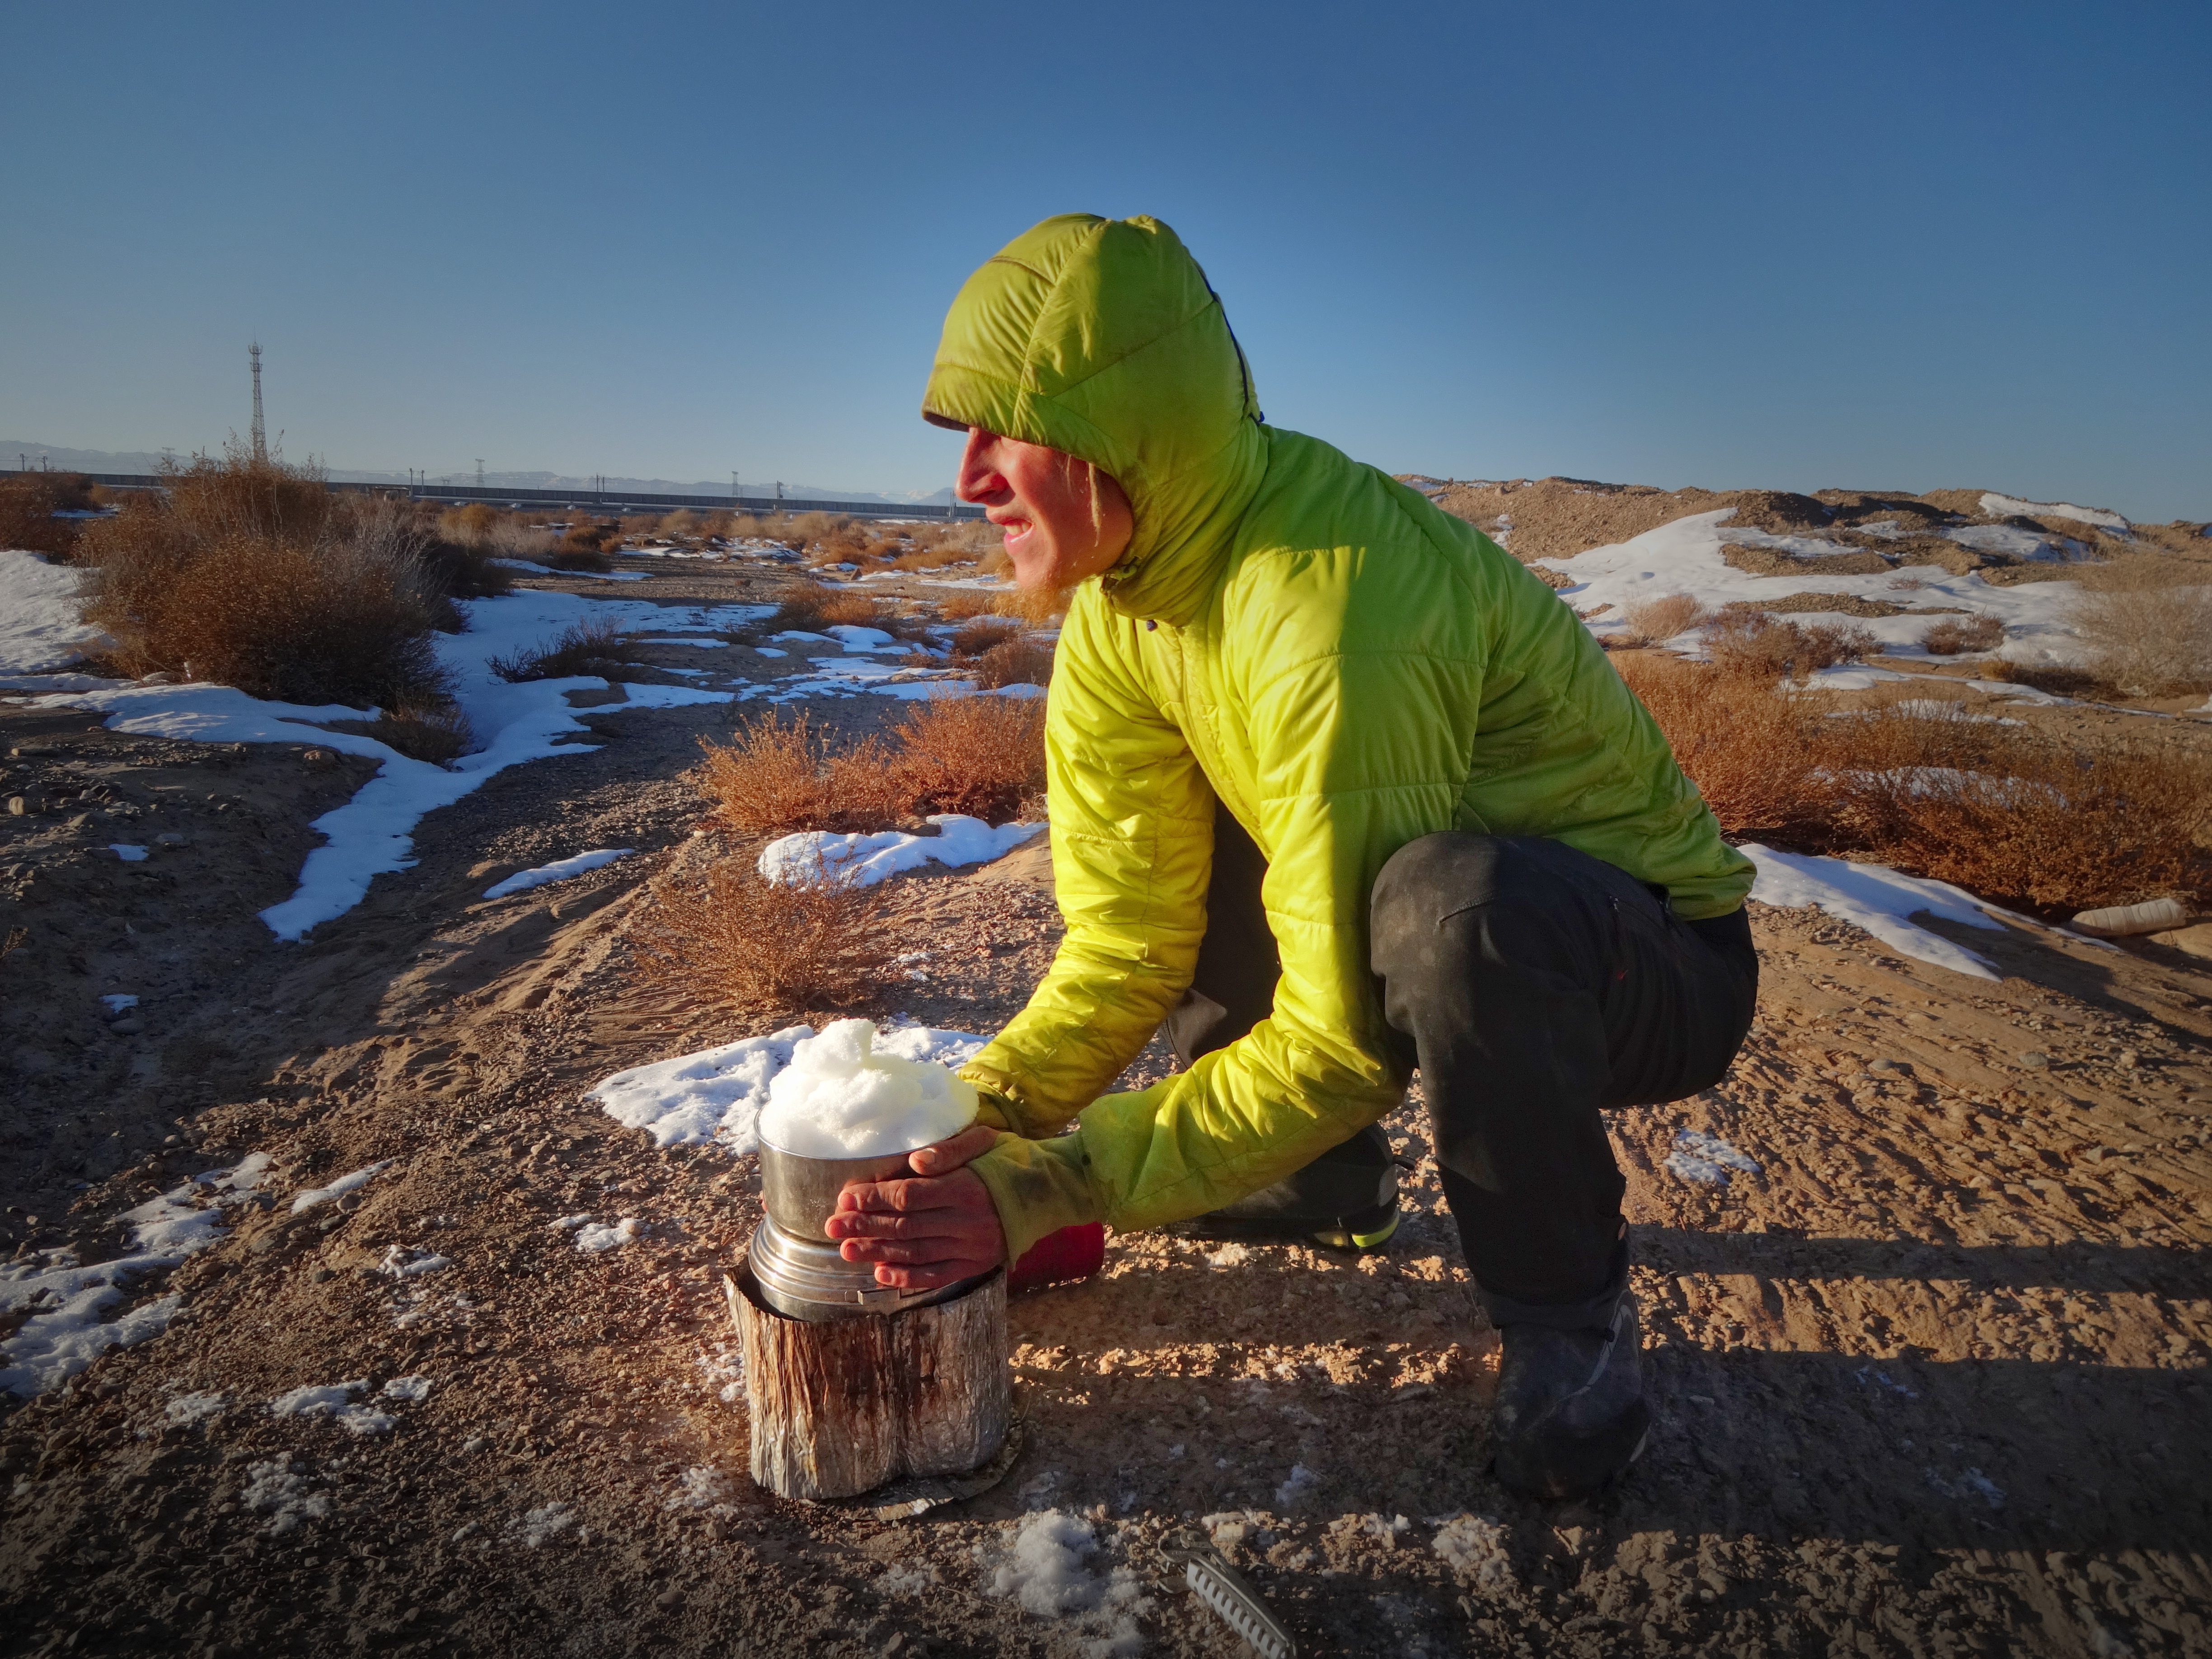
824;1123;1007;1290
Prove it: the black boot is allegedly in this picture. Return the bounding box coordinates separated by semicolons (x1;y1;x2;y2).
1164;1122;1403;1251
1491;1291;1649;1500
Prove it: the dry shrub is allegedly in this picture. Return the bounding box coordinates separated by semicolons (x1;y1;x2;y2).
2071;575;2212;695
949;617;1022;657
489;616;648;682
994;584;1070;627
1619;593;1709;646
323;699;475;764
1706;609;1878;681
773;586;890;633
694;709;901;833
971;636;1054;689
1622;653;2212;912
1613;653;1828;839
1922;615;2005;655
417;537;515;599
890;693;1047;821
658;509;699;539
101;533;449;706
935;590;1000;621
438;503;500;544
1821;712;2211;910
632;858;889;1019
560;518;618;555
488;518;554;561
68;450;499;712
698;695;1046;833
0;472;97;557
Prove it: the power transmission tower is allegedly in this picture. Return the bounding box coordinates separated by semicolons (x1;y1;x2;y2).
249;342;267;463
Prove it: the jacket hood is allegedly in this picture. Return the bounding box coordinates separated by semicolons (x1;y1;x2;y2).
922;214;1268;625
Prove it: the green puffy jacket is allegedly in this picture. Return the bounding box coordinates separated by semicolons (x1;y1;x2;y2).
923;214;1754;1264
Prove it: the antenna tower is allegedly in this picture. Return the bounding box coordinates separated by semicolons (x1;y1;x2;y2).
249;342;267;462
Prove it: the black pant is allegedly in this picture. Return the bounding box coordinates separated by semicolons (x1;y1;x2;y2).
1171;806;1757;1329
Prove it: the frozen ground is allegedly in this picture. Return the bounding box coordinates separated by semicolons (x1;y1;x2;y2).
1539;508;2089;668
1;510;2208;1655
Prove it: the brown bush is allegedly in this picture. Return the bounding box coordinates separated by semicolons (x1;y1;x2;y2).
417;536;516;600
993;584;1070;627
1613;653;1830;839
560;518;619;555
438;503;499;544
971;637;1054;689
2070;575;2212;695
631;858;889;1020
1618;593;1709;646
1705;609;1877;681
772;586;891;633
935;590;1001;621
0;473;96;557
1621;653;2212;913
949;617;1022;658
890;693;1047;822
94;531;447;706
323;699;475;764
1819;710;2211;910
488;616;650;682
1922;615;2005;655
70;451;479;708
694;709;902;834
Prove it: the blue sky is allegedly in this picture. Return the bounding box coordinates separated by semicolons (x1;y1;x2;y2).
4;2;2206;519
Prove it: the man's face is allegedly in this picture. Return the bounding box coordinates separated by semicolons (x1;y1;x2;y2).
956;428;1133;591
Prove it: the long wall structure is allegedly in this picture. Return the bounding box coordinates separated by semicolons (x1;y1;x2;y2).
0;470;984;524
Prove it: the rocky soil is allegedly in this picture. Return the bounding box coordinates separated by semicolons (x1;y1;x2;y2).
1;549;2208;1659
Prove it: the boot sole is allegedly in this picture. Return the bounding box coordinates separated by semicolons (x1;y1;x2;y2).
1163;1203;1401;1255
1493;1397;1652;1502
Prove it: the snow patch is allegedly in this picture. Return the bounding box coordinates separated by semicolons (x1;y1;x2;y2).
759;815;1044;888
1666;1129;1762;1186
290;1159;393;1214
165;1389;228;1423
1429;1513;1515;1592
0;549;112;672
979;1510;1150;1656
107;843;148;862
243;1459;331;1536
100;994;139;1014
506;1502;575;1547
1744;844;2007;980
0;1181;233;1395
1979;493;2127;531
1536;508;2090;668
573;1218;640;1253
482;848;632;898
19;591;767;939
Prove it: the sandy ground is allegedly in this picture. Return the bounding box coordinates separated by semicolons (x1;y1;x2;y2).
2;546;2210;1659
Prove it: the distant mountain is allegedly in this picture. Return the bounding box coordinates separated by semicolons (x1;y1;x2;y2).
0;441;955;506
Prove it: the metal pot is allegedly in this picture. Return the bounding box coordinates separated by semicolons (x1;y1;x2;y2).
757;1135;926;1242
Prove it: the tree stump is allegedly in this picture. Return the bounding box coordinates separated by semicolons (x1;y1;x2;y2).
726;1262;1010;1501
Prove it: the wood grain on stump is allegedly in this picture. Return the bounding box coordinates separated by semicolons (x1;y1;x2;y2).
726;1262;1010;1502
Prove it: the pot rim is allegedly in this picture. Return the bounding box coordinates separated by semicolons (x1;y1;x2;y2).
756;1130;937;1166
